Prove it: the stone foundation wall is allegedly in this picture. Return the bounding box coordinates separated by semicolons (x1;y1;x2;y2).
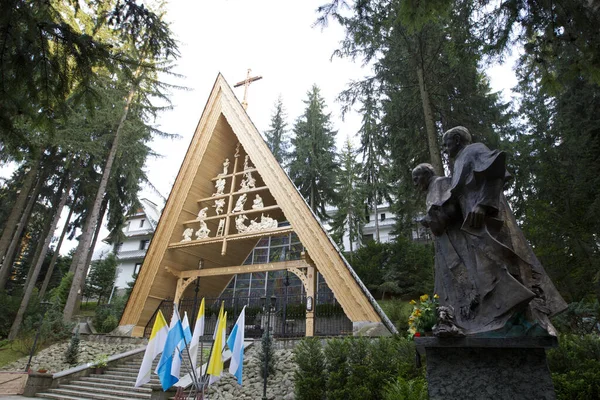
206;346;297;400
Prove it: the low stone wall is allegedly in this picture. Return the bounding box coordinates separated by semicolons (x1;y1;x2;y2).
81;333;147;346
0;336;144;374
206;346;297;400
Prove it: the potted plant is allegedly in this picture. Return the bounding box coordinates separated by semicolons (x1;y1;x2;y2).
36;365;50;374
408;293;439;337
92;354;108;374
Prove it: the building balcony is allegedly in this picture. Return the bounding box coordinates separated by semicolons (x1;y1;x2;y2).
116;249;147;261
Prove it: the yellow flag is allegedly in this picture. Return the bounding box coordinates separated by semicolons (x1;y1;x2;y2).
212;301;224;340
207;310;227;377
135;310;168;387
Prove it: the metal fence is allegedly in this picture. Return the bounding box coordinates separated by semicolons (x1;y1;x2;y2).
143;292;352;339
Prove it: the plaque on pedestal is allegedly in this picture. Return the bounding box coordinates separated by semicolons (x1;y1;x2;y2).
415;337;558;400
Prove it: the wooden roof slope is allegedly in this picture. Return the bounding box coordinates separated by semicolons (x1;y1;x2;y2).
120;74;395;335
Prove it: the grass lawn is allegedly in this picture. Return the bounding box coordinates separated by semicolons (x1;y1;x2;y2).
0;343;28;368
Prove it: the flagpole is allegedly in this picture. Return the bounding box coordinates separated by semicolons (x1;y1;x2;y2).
200;302;223;398
173;306;202;398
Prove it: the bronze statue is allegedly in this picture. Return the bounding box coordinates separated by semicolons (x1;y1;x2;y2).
412;127;567;336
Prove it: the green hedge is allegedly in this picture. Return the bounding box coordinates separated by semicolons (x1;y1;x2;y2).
294;336;425;400
548;334;600;400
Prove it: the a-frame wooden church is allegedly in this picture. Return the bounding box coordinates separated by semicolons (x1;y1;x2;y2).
119;74;395;337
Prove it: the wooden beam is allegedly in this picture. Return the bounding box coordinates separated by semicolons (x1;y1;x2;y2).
167;226;294;248
182;204;280;224
165;259;308;280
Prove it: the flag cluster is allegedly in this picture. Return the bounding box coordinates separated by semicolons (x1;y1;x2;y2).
134;299;247;391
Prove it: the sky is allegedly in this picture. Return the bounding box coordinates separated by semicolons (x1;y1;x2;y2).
2;0;518;256
141;0;517;205
142;0;368;204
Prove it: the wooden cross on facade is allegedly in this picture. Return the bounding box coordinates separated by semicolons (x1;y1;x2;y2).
233;69;262;110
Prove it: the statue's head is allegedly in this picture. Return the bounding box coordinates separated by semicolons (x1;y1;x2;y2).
412;163;436;192
437;305;455;322
443;126;472;158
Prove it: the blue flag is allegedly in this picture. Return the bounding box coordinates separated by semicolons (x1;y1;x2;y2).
156;308;185;390
226;306;245;385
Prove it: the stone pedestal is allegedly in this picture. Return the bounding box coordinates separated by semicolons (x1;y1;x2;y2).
415;336;558;400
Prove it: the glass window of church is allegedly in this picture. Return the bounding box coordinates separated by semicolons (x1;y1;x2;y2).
220;232;336;302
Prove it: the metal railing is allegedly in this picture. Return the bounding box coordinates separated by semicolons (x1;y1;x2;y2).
144;292;352;338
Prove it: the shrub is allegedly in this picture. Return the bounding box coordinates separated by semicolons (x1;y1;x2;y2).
64;329;80;365
379;300;413;336
258;330;275;378
101;315;118;333
367;336;403;398
294;338;326;400
324;338;350;400
11;335;35;355
346;337;371;400
383;376;428;400
50;272;73;308
551;299;599;335
548;334;600;399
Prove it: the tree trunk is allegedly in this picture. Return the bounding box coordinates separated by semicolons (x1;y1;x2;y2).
79;197;108;299
9;210;53;339
8;178;70;339
416;65;444;176
373;191;380;242
39;204;73;299
0;173;43;290
63;73;141;321
0;161;38;281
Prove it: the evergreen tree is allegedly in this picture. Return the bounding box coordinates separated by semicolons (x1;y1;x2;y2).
264;96;290;165
507;37;600;302
294;338;326;400
64;328;80;365
318;0;512;235
84;253;118;305
289;85;339;221
258;330;276;378
330;138;364;258
355;85;390;242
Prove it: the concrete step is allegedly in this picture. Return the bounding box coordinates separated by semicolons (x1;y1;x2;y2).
101;368;138;380
56;383;149;399
79;376;160;387
41;387;148;400
109;366;143;374
67;380;152;393
36;393;96;400
97;372;139;382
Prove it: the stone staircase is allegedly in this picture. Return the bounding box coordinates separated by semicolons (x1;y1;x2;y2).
35;357;158;400
34;341;252;399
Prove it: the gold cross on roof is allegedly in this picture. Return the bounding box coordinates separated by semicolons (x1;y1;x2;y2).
233;69;263;110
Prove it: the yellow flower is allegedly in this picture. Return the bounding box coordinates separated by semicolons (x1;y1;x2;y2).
413;309;422;317
410;299;417;305
420;294;429;302
408;327;416;334
434;293;439;299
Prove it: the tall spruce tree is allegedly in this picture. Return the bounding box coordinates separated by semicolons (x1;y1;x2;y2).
289;85;339;221
506;29;600;302
330;138;364;258
318;0;512;234
355;85;390;242
264;96;290;165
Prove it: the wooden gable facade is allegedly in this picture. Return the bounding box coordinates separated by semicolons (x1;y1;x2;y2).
119;74;395;336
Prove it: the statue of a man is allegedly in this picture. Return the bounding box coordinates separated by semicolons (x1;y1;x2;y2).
413;127;567;336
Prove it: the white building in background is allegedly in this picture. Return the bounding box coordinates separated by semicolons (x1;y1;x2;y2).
333;202;431;252
111;198;162;289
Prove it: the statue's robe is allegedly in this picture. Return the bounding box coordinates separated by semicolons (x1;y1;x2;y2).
427;143;567;336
